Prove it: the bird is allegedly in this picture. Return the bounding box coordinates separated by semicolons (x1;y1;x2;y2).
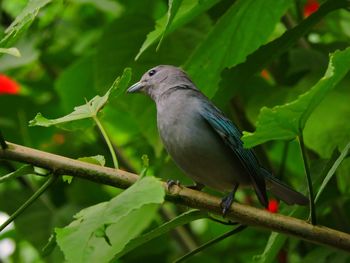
127;65;308;214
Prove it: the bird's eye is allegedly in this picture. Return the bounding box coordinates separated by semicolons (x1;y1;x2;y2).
148;69;157;76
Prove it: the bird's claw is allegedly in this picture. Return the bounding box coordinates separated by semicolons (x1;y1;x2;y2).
220;195;234;216
166;179;181;190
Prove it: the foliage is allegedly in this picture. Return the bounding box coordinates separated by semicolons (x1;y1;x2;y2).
0;0;350;262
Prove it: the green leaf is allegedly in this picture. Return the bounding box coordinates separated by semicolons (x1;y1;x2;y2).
156;0;183;51
135;0;219;60
0;47;21;57
140;154;149;178
0;0;52;48
242;47;350;148
315;142;350;202
214;0;349;106
303;86;350;158
78;155;106;166
29;68;131;130
0;165;34;183
116;210;206;258
55;177;165;263
184;0;292;97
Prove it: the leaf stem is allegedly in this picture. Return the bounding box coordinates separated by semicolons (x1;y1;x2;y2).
0;175;57;233
93;116;119;169
174;224;247;263
299;132;316;225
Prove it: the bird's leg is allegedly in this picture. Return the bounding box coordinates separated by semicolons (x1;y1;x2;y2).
221;184;239;216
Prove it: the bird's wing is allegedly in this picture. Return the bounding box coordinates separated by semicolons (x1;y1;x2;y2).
201;103;268;207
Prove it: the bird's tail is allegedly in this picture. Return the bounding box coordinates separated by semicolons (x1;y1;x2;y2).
260;168;308;206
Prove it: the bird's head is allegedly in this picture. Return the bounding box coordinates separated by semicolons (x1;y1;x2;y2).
127;65;193;101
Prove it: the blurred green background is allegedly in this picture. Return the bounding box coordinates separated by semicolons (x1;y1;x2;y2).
0;0;350;262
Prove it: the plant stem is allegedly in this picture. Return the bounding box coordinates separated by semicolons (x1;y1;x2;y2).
0;175;57;232
0;130;7;149
299;132;316;225
93;116;119;169
174;225;247;263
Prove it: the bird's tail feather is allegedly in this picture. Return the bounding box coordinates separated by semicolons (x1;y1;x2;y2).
260;168;308;206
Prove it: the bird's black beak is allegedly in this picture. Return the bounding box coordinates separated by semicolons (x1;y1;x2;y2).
127;82;143;93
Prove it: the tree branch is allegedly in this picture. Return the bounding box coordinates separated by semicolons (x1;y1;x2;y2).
1;142;350;251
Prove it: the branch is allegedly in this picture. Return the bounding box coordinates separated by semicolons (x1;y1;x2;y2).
1;142;350;251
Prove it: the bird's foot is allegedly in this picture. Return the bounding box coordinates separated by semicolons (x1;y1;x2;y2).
220;194;234;216
220;184;239;216
166;179;181;190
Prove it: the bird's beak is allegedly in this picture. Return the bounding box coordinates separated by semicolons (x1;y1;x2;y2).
127;82;143;93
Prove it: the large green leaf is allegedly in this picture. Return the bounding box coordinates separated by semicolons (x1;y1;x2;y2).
242;47;350;148
304;86;350;158
55;177;165;263
28;68;131;130
0;0;52;48
214;0;349;106
184;0;292;97
135;0;219;60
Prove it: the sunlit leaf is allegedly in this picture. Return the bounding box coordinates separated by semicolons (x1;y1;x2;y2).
243;47;350;148
29;68;131;130
0;47;21;57
55;177;165;263
0;0;52;48
184;0;292;97
156;0;183;50
135;0;219;60
78;155;106;167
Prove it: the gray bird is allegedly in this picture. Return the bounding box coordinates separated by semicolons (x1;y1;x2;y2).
127;65;308;213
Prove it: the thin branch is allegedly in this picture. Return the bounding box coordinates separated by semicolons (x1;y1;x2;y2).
1;142;350;251
0;174;57;232
299;132;316;225
174;224;247;263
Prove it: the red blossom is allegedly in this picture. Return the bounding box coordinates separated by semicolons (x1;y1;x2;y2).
304;0;320;18
0;74;20;94
267;199;279;213
260;69;271;81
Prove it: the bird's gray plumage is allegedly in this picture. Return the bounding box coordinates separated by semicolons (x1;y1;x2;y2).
127;65;308;208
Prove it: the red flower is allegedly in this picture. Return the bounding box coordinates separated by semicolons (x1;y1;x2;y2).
304;0;320;18
267;199;279;213
260;69;271;81
0;74;20;94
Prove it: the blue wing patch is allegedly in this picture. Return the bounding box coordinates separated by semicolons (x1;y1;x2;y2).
201;102;268;207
